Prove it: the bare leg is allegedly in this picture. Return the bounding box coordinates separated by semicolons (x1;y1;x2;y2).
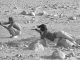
56;31;76;43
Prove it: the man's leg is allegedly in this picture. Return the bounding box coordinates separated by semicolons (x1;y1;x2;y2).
10;29;21;38
0;23;19;38
8;25;19;38
9;29;19;38
13;23;21;38
9;28;16;38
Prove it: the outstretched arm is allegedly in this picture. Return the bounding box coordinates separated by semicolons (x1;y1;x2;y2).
0;22;10;25
0;23;8;29
31;28;41;33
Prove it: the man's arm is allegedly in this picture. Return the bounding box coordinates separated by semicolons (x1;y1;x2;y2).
0;22;10;25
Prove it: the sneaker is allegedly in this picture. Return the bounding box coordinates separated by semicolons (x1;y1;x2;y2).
13;36;18;38
10;35;18;38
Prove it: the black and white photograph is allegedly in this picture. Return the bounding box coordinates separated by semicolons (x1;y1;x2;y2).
0;0;80;60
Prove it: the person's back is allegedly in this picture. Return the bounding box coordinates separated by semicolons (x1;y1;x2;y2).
13;22;21;35
41;30;57;41
13;22;21;31
9;17;21;38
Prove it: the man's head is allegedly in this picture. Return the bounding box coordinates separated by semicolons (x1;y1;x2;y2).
37;24;47;31
0;22;1;25
9;17;14;23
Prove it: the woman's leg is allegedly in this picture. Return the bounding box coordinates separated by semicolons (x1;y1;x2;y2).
56;31;75;43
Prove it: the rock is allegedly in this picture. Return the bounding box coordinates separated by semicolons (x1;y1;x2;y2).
53;49;66;59
41;48;66;59
27;39;45;51
34;40;44;52
57;39;75;48
26;12;35;16
20;11;27;15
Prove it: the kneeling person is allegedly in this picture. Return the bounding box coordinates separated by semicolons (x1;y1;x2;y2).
0;17;21;38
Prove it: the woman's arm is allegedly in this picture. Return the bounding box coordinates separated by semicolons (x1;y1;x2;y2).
31;28;41;33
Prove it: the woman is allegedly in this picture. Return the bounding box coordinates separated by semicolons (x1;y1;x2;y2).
32;24;77;47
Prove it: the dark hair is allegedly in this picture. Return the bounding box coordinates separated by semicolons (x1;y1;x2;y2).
37;24;47;31
9;17;14;23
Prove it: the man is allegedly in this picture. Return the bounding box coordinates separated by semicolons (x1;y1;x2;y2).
0;17;21;38
31;24;77;47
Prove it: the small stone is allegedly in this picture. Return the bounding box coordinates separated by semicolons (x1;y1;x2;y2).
34;40;44;52
20;11;27;15
68;16;77;20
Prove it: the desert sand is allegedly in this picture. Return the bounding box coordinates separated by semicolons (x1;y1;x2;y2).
0;0;80;60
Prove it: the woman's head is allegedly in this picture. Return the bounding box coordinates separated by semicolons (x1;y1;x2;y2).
37;24;47;31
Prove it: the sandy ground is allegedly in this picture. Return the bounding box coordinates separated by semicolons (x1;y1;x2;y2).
0;0;80;60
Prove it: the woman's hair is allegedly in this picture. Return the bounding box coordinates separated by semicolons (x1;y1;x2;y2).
37;24;47;31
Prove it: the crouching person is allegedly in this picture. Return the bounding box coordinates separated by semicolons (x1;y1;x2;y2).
0;17;21;38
